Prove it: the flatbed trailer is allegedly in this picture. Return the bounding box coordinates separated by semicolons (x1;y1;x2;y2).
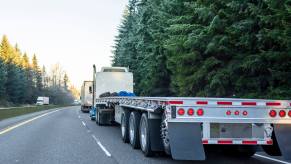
95;96;291;160
91;66;291;161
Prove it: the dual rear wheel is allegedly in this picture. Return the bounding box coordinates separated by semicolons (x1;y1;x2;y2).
121;111;153;156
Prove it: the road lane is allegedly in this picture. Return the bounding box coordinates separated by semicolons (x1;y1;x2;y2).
0;106;290;164
0;106;116;164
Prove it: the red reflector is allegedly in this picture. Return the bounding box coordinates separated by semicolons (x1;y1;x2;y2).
177;108;185;115
196;101;208;105
202;140;208;144
289;111;291;117
269;110;277;117
217;101;232;105
242;102;257;106
242;141;257;145
226;110;232;115
197;108;204;116
267;140;273;145
266;102;281;106
218;140;233;144
279;110;286;117
187;108;194;116
234;111;240;115
242;111;248;116
169;101;183;105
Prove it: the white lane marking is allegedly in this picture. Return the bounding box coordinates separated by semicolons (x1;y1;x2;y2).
92;135;112;157
82;121;86;127
0;109;61;135
255;154;291;164
78;115;81;119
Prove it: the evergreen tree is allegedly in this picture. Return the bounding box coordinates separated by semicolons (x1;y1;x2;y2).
32;54;43;97
0;49;7;99
113;0;291;99
0;36;22;103
63;73;69;90
21;53;34;103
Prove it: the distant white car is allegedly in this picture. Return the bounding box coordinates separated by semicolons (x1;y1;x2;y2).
73;100;80;105
36;97;49;105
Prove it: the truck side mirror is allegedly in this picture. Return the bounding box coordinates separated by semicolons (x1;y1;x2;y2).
89;86;92;93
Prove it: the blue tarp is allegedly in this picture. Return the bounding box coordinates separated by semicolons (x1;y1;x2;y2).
118;91;136;97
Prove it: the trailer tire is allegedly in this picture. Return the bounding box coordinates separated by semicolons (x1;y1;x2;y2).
161;113;171;155
121;111;130;143
96;106;102;125
227;145;257;158
262;131;282;156
237;145;257;158
129;111;141;149
139;113;153;157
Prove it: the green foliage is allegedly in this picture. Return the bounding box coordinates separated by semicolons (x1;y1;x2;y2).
0;35;75;106
0;57;6;98
113;0;291;99
0;105;64;121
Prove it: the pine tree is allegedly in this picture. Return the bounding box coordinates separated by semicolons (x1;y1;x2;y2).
63;73;69;90
32;54;43;97
0;50;7;99
21;53;34;103
14;45;26;103
112;0;291;99
0;36;22;103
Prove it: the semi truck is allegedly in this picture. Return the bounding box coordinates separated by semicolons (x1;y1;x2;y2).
90;66;291;161
36;97;49;105
80;81;93;112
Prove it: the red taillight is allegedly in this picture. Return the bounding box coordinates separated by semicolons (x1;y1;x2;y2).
177;108;185;116
197;108;204;116
289;110;291;117
226;110;231;115
279;110;286;117
234;111;240;116
267;140;273;145
187;108;194;116
269;110;277;118
242;111;248;116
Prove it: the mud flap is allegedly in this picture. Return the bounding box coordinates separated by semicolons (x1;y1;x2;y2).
274;124;291;160
168;122;205;160
149;119;164;151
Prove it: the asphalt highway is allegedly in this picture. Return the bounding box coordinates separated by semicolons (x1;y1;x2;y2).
0;106;290;164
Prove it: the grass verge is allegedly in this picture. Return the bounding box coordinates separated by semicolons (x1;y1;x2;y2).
0;105;67;121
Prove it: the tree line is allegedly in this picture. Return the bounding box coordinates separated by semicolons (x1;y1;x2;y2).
0;35;75;106
112;0;291;99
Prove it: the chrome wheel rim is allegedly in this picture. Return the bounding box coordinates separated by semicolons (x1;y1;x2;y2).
129;116;134;143
121;116;125;137
140;118;147;151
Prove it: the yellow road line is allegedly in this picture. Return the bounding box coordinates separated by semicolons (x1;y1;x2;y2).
0;109;61;135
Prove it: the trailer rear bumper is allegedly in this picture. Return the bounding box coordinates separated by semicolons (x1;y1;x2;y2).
169;117;291;124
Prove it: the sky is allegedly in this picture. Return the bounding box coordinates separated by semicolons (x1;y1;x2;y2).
0;0;128;88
